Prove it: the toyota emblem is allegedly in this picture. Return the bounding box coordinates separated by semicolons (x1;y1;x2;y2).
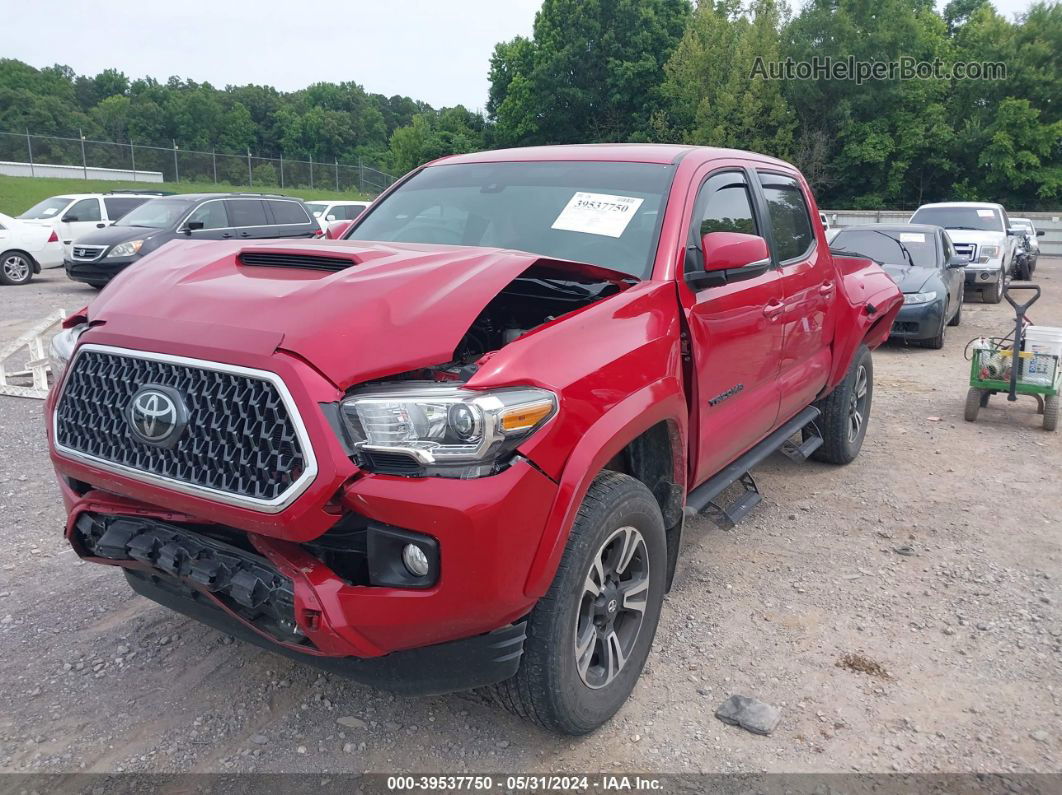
127;385;188;447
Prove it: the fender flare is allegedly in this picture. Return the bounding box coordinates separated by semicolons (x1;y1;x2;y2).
522;376;688;599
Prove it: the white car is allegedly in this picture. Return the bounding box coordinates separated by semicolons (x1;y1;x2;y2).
909;202;1019;304
0;211;65;285
1010;217;1042;257
16;191;166;260
304;200;370;230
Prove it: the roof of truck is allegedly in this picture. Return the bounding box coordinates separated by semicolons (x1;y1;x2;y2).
433;143;793;169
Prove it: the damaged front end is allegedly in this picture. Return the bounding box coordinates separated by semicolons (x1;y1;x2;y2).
330;262;630;478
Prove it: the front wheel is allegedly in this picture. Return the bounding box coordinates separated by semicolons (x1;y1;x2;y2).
948;292;963;326
811;345;873;465
1045;395;1059;432
492;471;666;735
984;270;1004;303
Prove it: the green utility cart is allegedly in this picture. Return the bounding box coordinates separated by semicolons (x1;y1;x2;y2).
964;284;1060;431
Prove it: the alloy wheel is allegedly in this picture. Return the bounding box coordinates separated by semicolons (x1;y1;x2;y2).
847;364;869;443
2;255;30;284
574;525;650;689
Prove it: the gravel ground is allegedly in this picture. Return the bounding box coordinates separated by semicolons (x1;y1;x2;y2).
0;263;1059;775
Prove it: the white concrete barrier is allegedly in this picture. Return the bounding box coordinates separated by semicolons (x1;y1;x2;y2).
0;160;164;183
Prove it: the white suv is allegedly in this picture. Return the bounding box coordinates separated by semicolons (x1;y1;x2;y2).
304;199;370;231
909;202;1019;303
16;191;166;263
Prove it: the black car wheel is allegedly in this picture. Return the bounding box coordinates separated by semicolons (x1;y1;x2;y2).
922;302;947;349
810;344;873;465
492;471;666;735
948;291;963;326
0;251;33;286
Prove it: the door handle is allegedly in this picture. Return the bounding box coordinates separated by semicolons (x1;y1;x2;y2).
763;300;785;319
819;281;835;296
239;231;252;238
221;232;233;239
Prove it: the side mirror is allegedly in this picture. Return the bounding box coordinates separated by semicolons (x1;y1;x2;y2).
702;232;771;273
183;220;205;234
1037;230;1045;237
62;214;79;223
325;220;353;240
948;255;967;269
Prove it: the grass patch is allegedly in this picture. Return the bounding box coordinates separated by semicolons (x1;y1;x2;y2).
0;175;371;216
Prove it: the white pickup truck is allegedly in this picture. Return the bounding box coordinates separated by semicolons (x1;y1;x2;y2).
909;202;1019;303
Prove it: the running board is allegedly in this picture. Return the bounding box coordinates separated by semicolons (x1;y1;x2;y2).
685;406;821;524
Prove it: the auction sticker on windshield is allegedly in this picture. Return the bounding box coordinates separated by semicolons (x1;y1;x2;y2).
899;233;926;243
552;192;644;238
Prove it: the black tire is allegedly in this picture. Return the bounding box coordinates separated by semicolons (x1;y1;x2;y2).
964;388;982;422
1045;395;1059;432
492;471;667;735
0;251;34;286
948;293;963;326
984;271;1004;304
810;344;873;465
922;304;947;349
1015;258;1031;281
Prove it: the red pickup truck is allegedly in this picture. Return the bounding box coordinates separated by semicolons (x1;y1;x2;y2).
46;144;901;735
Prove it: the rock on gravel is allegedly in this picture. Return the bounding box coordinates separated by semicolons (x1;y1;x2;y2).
714;695;781;736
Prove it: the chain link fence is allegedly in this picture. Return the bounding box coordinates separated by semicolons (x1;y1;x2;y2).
0;130;397;196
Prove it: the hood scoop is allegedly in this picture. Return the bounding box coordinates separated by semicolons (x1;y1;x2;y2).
238;250;357;272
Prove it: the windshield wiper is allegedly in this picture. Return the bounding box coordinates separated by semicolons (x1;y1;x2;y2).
868;229;915;269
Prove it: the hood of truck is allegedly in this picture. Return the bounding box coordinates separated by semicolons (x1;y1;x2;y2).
86;239;630;390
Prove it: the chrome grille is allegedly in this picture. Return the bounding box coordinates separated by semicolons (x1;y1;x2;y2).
72;245;107;261
54;346;315;511
952;242;976;263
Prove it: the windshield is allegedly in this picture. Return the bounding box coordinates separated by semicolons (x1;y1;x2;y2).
305;202;328;217
1012;219;1032;231
833;229;938;268
910;206;1002;232
348;161;676;277
115;198;195;229
18;197;73;219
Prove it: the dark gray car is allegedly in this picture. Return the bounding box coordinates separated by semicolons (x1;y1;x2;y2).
65;193;319;288
831;224;965;349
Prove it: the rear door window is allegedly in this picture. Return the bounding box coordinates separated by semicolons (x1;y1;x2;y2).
757;173;815;262
225;199;269;228
267;200;311;225
332;204;366;221
103;197;149;220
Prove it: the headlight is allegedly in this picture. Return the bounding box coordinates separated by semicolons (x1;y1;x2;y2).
339;384;557;478
903;292;937;305
977;245;1001;263
105;240;144;259
49;323;89;377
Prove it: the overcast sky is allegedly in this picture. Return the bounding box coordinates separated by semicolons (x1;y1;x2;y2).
5;0;1040;111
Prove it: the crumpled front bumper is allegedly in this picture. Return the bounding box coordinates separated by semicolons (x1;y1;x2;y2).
60;455;557;674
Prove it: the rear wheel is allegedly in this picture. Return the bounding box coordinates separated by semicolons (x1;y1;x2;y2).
811;344;873;464
0;251;33;286
1015;258;1032;281
1045;395;1059;432
492;471;666;735
964;388;983;422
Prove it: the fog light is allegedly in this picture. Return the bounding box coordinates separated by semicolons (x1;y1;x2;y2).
402;544;430;577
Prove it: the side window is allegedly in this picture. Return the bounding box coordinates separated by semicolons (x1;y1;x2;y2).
334;204;365;221
67;198;102;222
268;200;311;225
758;173;814;262
686;171;759;275
103;197;147;220
225;199;268;228
185;201;229;230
